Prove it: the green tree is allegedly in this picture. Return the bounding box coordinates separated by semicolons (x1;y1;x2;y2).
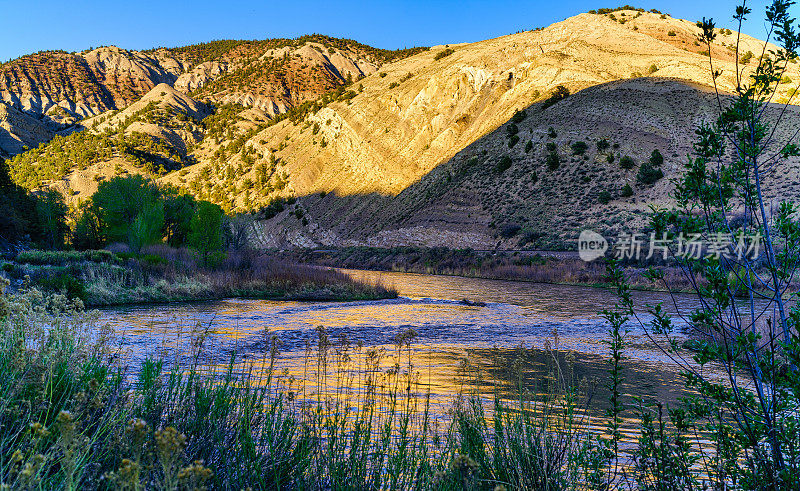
189;201;224;264
93;175;161;244
34;190;68;250
617;3;800;487
0;158;38;245
495;156;512;173
128;201;165;253
72;203;106;250
636;161;664;186
571;141;588;155
162;188;196;247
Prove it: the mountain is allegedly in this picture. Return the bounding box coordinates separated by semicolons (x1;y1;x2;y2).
7;8;800;249
0;37;424;156
0;102;54;157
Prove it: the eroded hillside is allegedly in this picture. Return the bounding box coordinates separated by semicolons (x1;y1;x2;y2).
0;37;423;157
9;8;800;249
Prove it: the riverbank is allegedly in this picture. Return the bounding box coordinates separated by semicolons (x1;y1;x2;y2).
276;246;697;292
0;247;397;306
0;281;783;489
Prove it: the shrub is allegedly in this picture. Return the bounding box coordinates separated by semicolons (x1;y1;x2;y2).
636;161;664;185
433;48;455;60
38;273;87;301
546;151;560;170
649;148;664;167
571;141;588;155
510;109;527;123
547;127;557;138
508;135;520;148
667;30;676;36
596;139;610;151
606;153;615;163
620;155;636;169
525;140;533;153
495;156;513;173
15;250;119;265
740;50;754;64
388;82;399;89
542;85;570;109
620;183;634;197
260;198;286;219
598;190;613;204
499;223;522;238
506;123;519;136
648;64;658;73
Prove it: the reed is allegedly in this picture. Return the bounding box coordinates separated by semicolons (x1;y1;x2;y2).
0;283;595;489
4;246;397;306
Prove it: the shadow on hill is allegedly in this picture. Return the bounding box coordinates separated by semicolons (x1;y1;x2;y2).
261;77;785;249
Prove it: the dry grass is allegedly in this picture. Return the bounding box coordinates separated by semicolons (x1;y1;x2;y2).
4;246;397;306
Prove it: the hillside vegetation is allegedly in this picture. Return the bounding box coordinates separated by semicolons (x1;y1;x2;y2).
7;8;800;249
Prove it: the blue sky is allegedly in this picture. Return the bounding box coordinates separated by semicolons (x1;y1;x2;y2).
0;1;789;62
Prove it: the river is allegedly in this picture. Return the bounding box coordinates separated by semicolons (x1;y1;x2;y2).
98;269;709;431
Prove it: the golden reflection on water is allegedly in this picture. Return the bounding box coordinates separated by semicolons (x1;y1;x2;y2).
100;270;711;447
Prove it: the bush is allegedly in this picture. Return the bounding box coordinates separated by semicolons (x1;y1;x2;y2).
433;48;455;60
38;272;87;301
506;123;519;136
649;149;663;167
620;183;634;197
636;161;664;185
596;139;610;151
508;135;520;148
571;141;588;155
620;155;636;169
667;30;676;36
525;140;533;153
546;151;560;170
542;86;570;109
499;223;522;238
15;250;119;265
495;156;513;173
547;127;557;138
598;190;613;204
510;109;527;123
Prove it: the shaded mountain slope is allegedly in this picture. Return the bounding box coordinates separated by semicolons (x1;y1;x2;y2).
251;77;800;249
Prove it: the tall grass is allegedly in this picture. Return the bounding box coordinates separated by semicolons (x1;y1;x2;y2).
6;246;397;306
0;282;596;489
284;247;707;291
